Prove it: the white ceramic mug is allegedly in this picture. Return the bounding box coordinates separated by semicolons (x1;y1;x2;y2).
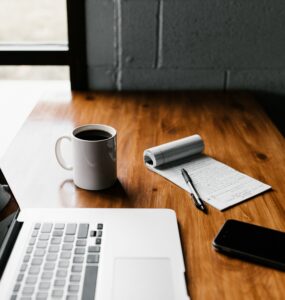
55;124;117;190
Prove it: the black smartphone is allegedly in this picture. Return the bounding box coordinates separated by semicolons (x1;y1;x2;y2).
213;219;285;271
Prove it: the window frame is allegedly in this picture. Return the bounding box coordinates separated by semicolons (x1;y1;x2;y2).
0;0;87;90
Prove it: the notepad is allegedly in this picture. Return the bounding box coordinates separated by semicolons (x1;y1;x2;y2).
143;135;271;210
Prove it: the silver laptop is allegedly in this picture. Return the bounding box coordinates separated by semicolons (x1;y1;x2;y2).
0;169;189;300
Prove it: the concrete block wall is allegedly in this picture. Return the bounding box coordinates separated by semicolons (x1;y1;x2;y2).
86;0;285;92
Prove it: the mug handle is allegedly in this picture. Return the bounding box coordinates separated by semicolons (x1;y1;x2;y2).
55;136;73;170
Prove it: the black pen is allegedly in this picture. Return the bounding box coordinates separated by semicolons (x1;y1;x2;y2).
181;168;207;213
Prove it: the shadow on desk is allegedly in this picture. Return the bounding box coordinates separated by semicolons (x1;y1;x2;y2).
58;179;131;208
255;92;285;137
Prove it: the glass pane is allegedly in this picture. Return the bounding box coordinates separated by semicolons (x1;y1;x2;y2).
0;0;67;43
0;66;69;80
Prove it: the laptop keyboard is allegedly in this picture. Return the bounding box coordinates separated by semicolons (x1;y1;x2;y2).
11;222;103;300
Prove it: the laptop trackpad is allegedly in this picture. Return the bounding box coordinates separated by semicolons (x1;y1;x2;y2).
112;258;174;300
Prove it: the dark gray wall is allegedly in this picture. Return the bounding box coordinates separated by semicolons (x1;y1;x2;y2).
86;0;285;92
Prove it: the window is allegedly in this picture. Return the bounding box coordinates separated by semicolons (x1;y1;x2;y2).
0;0;87;90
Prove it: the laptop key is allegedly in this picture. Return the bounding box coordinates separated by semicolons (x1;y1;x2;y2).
41;272;53;280
34;249;45;257
62;243;73;251
13;283;21;292
26;246;33;254
39;233;50;241
76;239;87;247
64;236;75;243
22;286;35;295
36;292;48;300
90;231;96;237
95;238;101;245
66;296;77;300
23;255;30;263
73;256;84;264
71;265;82;273
66;224;77;235
56;270;67;278
70;275;81;282
78;224;89;238
52;290;64;297
34;223;41;230
51;237;62;244
88;246;100;253
68;285;79;293
10;295;17;300
82;265;98;300
87;254;99;264
41;223;52;233
53;230;63;237
39;282;50;290
48;245;60;253
60;251;71;259
29;266;40;275
31;258;43;266
97;231;102;237
74;247;85;255
32;230;39;237
29;237;36;245
97;224;103;230
54;279;66;287
37;241;48;249
20;264;28;272
46;253;58;261
55;223;65;230
58;260;69;268
44;263;55;270
26;276;37;284
17;273;24;282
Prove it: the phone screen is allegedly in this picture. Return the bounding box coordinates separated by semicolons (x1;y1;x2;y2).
213;220;285;266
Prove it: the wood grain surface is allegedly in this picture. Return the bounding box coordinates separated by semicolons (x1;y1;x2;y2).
2;90;285;299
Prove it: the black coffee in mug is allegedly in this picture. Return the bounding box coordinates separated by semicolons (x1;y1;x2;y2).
75;129;112;141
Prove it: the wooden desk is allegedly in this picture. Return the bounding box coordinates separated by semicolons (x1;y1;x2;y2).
2;91;285;299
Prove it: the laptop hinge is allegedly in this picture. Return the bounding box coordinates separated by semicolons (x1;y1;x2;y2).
0;212;22;279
